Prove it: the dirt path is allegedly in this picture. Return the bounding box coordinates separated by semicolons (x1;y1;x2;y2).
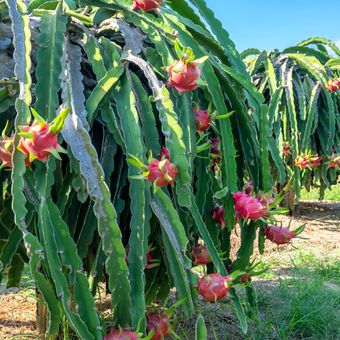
0;201;339;339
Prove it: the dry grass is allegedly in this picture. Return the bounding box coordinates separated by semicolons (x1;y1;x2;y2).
0;288;38;339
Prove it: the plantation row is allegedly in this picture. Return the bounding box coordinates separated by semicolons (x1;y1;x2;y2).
0;0;339;339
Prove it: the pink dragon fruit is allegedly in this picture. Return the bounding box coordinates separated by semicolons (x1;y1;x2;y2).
0;135;14;168
328;155;340;169
159;146;170;160
233;192;267;220
103;327;138;340
295;152;322;170
167;56;205;93
191;244;211;265
309;153;323;167
132;0;163;12
282;142;291;156
264;225;296;245
0;128;30;168
18;107;68;163
145;159;179;187
146;312;170;340
194;108;211;132
244;181;254;195
212;206;225;227
326;78;340;92
198;273;231;302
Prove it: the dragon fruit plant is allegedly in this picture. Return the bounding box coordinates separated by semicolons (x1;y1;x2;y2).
0;0;313;338
243;38;340;204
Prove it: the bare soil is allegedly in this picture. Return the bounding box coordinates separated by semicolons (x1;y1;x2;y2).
0;201;339;339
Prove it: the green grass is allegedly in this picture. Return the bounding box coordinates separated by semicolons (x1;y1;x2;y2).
174;253;340;340
250;253;340;340
301;186;340;201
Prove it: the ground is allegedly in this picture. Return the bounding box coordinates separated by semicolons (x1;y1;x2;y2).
0;200;339;339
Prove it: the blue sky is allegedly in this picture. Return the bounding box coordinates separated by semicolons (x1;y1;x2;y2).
205;0;340;52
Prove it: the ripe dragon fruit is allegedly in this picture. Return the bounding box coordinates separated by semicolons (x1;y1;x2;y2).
212;206;225;228
233;192;267;220
191;244;211;265
309;153;323;167
256;193;275;208
167;50;208;93
18;107;68;163
295;154;309;170
145;159;179;187
326;78;340;92
132;0;163;12
328;154;340;169
194;107;211;132
264;225;296;245
295;152;322;170
244;180;254;195
0;133;14;168
127;151;178;188
0;127;30;168
282;141;291;156
198;273;231;302
146;312;170;340
210;137;221;165
103;327;139;340
167;59;201;93
159;146;170;160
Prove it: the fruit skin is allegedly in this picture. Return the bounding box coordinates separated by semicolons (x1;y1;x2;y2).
198;273;231;302
295;152;322;170
256;193;275;208
167;59;201;93
210;137;221;164
159;146;170;160
0;135;30;168
212;206;225;228
264;225;295;245
0;137;14;168
145;159;179;188
233;192;267;220
146;312;170;340
191;244;211;265
132;0;163;12
309;153;323;167
295;154;309;169
19;121;59;162
244;181;254;195
328;155;340;169
103;327;138;340
326;78;340;92
282;142;291;156
194;108;210;132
